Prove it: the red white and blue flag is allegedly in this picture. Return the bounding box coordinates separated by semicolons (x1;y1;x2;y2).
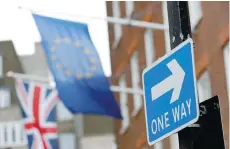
15;79;59;149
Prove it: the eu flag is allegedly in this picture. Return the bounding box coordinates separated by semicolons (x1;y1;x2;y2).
33;14;122;119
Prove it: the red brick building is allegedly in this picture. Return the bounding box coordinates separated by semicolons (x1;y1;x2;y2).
106;1;229;149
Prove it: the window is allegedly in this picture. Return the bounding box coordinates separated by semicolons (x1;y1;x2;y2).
20;123;27;144
0;122;27;147
153;141;164;149
169;133;179;149
130;51;142;116
59;133;76;149
119;75;130;134
197;70;212;103
112;1;122;47
74;115;84;137
57;101;73;121
81;134;116;149
0;87;10;108
125;1;134;17
0;124;3;146
188;1;203;32
223;42;229;97
13;123;23;144
162;1;171;53
6;123;13;145
12;124;16;143
4;125;7;144
144;28;155;66
0;56;3;78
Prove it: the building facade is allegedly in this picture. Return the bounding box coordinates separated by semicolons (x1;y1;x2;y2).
0;41;116;149
106;1;229;149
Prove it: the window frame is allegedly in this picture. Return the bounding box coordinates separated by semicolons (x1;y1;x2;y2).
197;70;212;103
223;42;229;97
130;51;142;116
119;74;130;134
188;1;203;32
56;101;73;121
125;1;134;17
112;1;122;48
0;86;11;109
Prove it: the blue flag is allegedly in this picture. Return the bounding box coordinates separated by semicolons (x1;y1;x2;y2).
33;14;122;119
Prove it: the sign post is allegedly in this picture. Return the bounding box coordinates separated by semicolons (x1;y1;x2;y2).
142;38;199;145
167;2;226;149
142;1;200;146
167;2;195;149
167;1;192;49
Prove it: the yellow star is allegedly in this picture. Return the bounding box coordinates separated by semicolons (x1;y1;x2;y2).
76;74;82;79
85;72;92;78
51;55;57;60
65;70;72;76
84;49;90;54
90;58;96;63
50;46;55;51
64;37;71;44
56;63;62;69
90;66;96;71
54;39;61;44
75;41;80;47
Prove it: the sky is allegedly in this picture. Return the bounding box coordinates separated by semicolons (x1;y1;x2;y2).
0;0;111;76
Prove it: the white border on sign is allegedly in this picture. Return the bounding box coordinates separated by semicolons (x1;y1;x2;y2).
142;38;199;146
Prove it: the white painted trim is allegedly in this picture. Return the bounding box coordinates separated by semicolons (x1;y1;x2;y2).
188;1;203;32
0;56;3;78
130;51;142;116
223;42;229;95
125;1;134;17
112;1;122;44
197;70;212;103
162;1;171;53
144;28;155;66
119;75;130;134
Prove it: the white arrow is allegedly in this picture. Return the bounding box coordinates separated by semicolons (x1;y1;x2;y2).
151;59;185;104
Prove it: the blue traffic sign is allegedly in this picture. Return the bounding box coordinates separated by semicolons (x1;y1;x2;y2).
142;38;199;145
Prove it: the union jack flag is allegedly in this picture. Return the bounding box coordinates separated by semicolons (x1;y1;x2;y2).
15;79;59;149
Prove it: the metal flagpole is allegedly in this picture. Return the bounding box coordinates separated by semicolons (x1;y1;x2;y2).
167;2;196;149
103;16;166;30
6;71;144;95
19;6;167;30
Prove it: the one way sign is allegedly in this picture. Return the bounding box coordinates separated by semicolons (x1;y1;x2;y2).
142;38;199;145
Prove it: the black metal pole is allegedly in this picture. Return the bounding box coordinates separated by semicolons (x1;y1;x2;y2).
167;1;192;48
167;1;194;149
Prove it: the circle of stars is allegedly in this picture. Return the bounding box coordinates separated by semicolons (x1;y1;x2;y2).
50;37;97;79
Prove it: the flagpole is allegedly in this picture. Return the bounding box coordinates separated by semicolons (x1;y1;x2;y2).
19;6;167;30
7;71;144;95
